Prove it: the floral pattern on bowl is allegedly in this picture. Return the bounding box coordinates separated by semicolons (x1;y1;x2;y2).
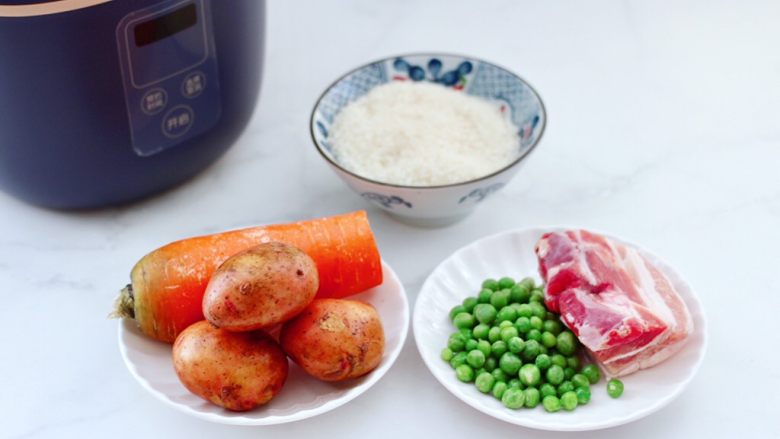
391;57;474;89
361;193;413;209
311;53;546;226
458;183;506;204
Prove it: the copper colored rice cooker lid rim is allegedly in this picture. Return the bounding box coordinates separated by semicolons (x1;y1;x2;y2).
0;0;112;17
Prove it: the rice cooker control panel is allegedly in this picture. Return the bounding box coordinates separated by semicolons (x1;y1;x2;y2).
117;0;221;157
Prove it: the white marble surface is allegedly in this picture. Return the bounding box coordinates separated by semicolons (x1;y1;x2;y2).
2;0;779;437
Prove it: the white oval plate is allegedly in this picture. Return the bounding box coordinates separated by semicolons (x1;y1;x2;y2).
119;260;409;425
413;228;707;431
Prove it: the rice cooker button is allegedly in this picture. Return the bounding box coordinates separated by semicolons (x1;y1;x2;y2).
141;88;167;115
162;105;194;138
181;71;206;98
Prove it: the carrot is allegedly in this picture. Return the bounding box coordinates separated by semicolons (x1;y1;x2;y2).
112;211;383;343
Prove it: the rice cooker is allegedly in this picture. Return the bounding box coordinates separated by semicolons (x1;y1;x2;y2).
0;0;265;208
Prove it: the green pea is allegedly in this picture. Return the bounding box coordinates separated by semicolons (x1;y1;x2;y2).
607;379;624;398
575;386;591;405
538;345;548;355
517;304;533;318
540;331;557;348
488;326;502;343
462;297;479;313
491;340;507;358
582;364;601;384
509;284;531;304
551;354;567;368
564;367;576;380
558;380;574;395
455;364;474;382
507;336;525;354
477;340;491;357
476;368;487;377
535;354;552;370
440;348;454;362
498;320;513;329
496;306;517;323
529;302;547;319
490;289;511;309
448;333;467;352
542;395;562;413
527;329;542;342
543;319;562;335
472;323;490;340
501;388;525;409
477;288;493;303
518;364;542;387
450;351;468;368
499;352;522;375
529;316;544;331
465;339;478;352
521;339;541;361
508;302;523;313
482;278;500;291
546;365;564;385
449;305;466;321
475;372;495;393
500;326;519;343
556;331;578;356
540;383;557;398
492;381;508;399
567;356;581;371
473;304;497;325
560;391;578;411
498;277;515;289
572;374;590;389
545;311;557;321
519;277;535;290
484;357;497;372
459;329;474;341
467;350;486;368
529;290;545;304
523;387;541;408
508;378;522;389
492;368;508;383
514;316;531;334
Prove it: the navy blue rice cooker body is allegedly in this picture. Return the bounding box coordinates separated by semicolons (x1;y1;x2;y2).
0;0;265;208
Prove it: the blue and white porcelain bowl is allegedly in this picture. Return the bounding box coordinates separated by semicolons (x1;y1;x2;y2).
310;53;546;226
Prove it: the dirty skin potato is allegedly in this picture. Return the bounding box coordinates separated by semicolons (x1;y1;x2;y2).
280;299;385;382
172;320;288;411
203;242;319;331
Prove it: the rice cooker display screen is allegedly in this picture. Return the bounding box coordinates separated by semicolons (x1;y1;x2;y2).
134;3;197;47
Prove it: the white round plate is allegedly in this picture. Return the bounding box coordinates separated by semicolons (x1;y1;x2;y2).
119;260;409;425
413;228;707;431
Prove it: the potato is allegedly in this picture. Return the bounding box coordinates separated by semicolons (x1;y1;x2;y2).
172;321;288;411
280;299;384;381
203;242;318;331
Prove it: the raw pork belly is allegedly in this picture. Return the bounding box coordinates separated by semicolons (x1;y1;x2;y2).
535;230;693;377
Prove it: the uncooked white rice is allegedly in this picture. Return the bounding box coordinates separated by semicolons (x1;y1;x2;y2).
329;81;520;186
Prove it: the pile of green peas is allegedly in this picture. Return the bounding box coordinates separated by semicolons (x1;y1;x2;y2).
441;276;613;412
